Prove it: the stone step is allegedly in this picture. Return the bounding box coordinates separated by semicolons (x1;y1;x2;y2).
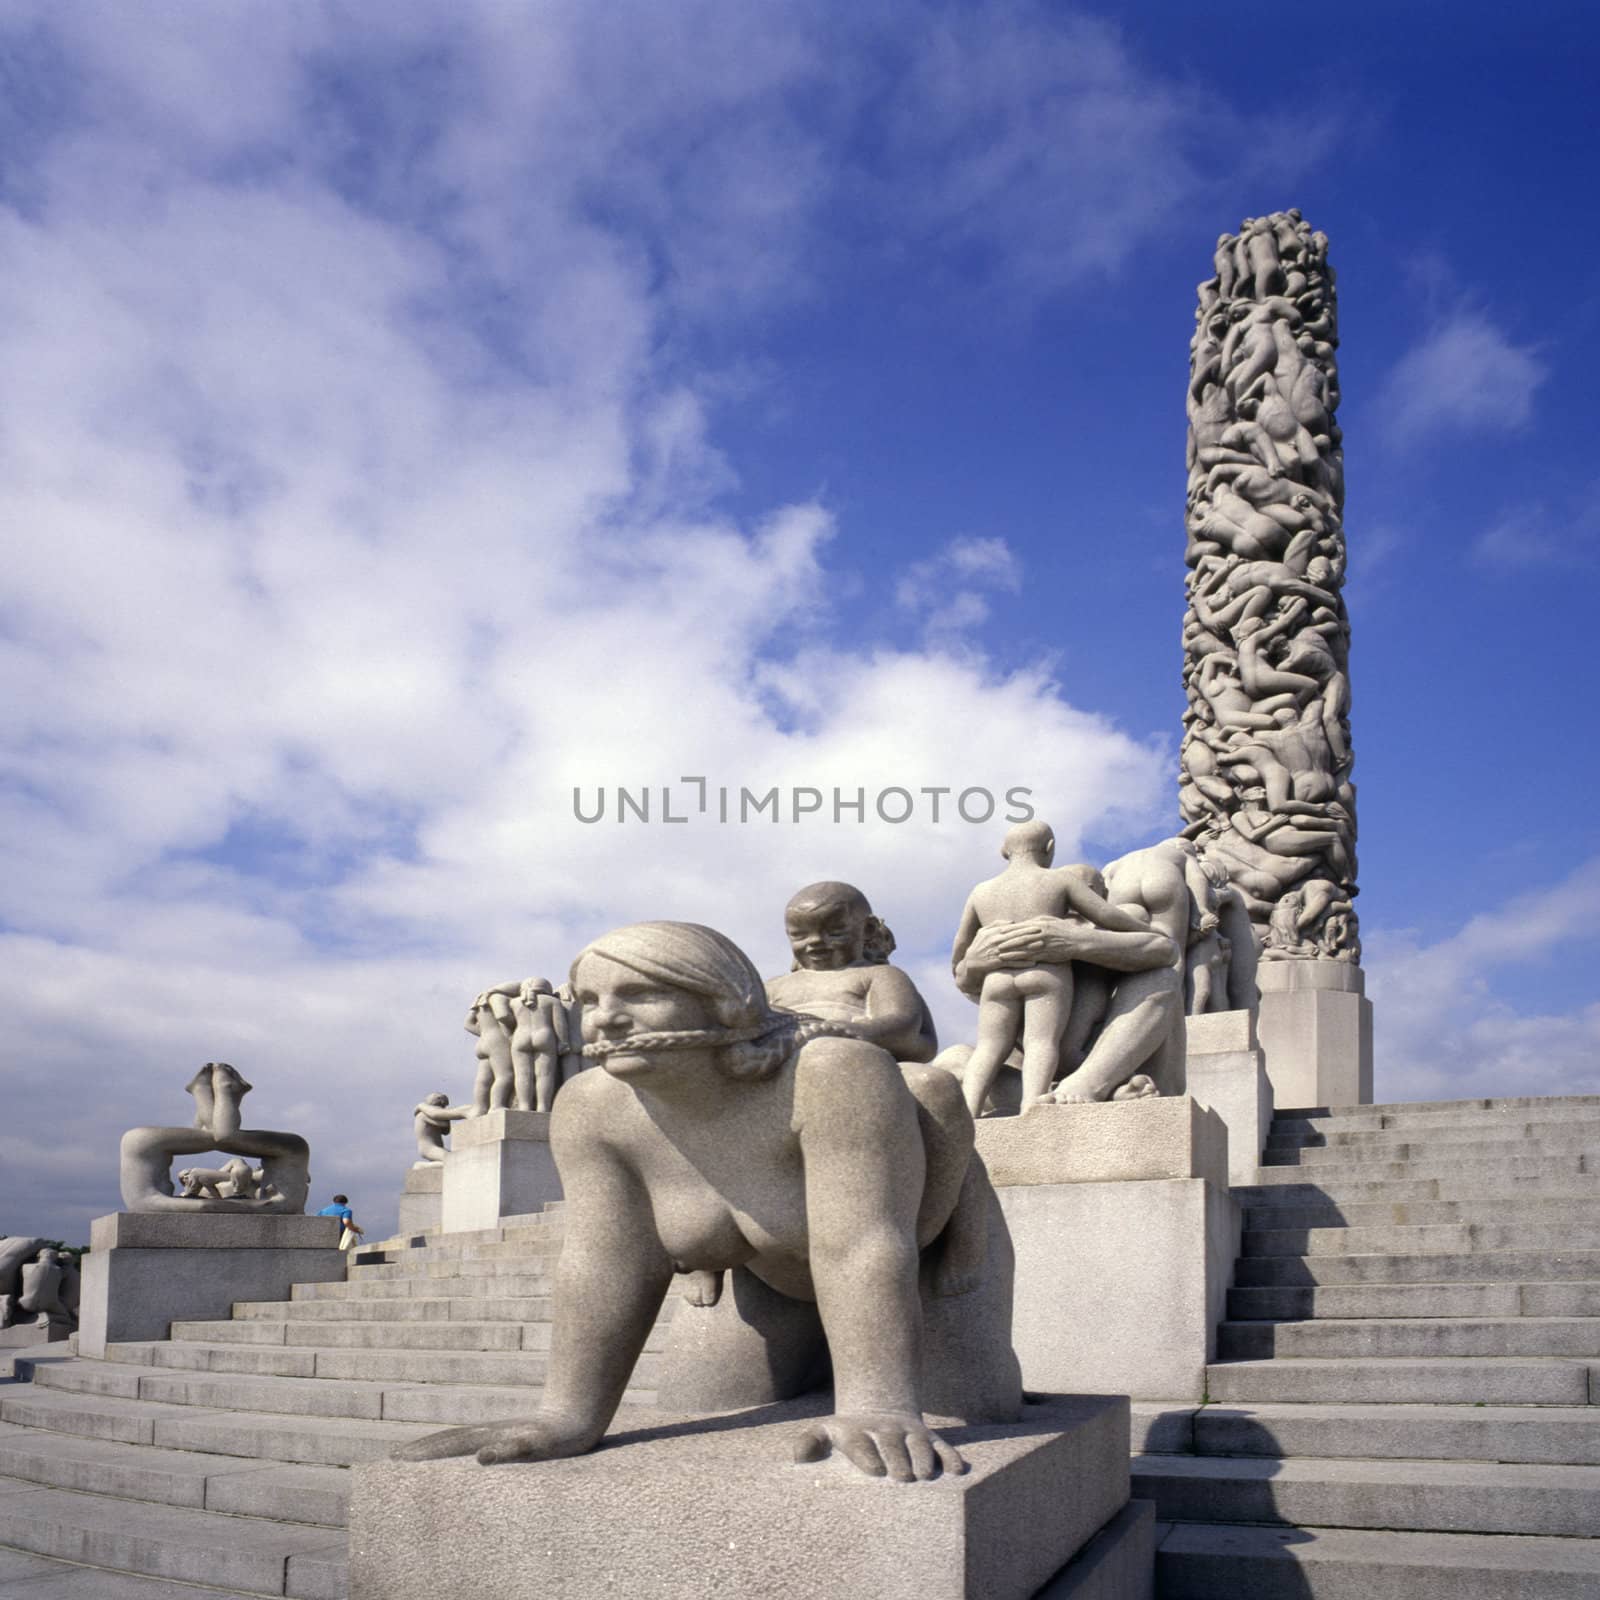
106;1340;557;1389
0;1477;345;1597
1235;1173;1600;1204
1135;1452;1600;1537
1241;1158;1593;1196
345;1253;558;1281
292;1271;554;1301
1267;1118;1600;1152
1155;1518;1600;1598
1206;1356;1596;1407
1287;1094;1600;1123
1188;1402;1600;1466
1219;1315;1600;1362
1234;1249;1600;1287
0;1545;278;1597
1243;1220;1600;1258
1241;1196;1600;1231
232;1296;556;1324
1228;1281;1600;1322
1267;1139;1593;1177
169;1319;538;1353
349;1238;563;1269
0;1419;347;1527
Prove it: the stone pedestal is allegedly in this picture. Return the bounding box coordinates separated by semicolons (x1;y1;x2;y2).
77;1213;345;1359
350;1394;1149;1600
440;1111;561;1233
397;1164;443;1236
1185;1010;1273;1185
976;1099;1240;1402
1256;960;1373;1111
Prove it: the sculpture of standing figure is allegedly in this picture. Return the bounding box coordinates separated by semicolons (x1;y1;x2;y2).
466;991;516;1115
510;979;568;1113
950;822;1154;1115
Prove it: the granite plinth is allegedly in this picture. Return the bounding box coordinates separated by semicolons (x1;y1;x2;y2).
981;1101;1239;1403
440;1110;562;1233
78;1212;345;1360
974;1096;1228;1189
397;1163;444;1236
1257;960;1373;1110
350;1394;1138;1600
1185;1011;1273;1185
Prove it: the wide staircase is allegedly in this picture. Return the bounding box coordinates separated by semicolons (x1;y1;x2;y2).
0;1204;670;1599
2;1098;1598;1596
1135;1094;1600;1597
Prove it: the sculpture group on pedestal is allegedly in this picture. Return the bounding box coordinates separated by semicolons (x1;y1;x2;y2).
118;1063;311;1214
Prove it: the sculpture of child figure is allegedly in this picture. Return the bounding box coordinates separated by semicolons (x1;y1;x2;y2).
764;881;938;1064
951;820;1156;1116
413;1091;472;1164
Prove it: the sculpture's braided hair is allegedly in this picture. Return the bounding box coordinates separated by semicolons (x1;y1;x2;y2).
573;921;858;1082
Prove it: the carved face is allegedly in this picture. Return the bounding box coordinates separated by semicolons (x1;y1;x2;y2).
784;896;867;971
570;951;717;1080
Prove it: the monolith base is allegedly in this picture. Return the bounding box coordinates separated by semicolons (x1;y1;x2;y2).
439;1110;562;1233
350;1395;1146;1600
1256;961;1373;1110
77;1213;345;1359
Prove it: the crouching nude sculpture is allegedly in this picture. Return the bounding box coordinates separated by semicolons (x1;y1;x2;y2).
395;920;1021;1481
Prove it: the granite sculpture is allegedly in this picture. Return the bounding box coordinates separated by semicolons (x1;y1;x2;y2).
395;920;1020;1480
950;822;1157;1113
765;880;938;1063
468;979;571;1114
0;1237;80;1342
413;1092;471;1164
118;1065;311;1214
1183;209;1358;962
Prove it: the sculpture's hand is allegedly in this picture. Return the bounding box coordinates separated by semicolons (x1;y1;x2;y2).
792;1412;966;1482
390;1416;594;1466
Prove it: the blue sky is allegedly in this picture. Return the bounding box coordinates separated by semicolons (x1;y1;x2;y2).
1;2;1597;1240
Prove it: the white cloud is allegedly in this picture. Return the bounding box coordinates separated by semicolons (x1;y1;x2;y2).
896;535;1023;647
1470;483;1600;570
1366;858;1600;1105
0;6;1193;1239
1379;310;1547;446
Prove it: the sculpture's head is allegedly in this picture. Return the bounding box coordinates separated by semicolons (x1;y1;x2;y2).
573;921;831;1084
783;881;887;972
1000;819;1055;864
520;976;554;1003
423;1091;449;1108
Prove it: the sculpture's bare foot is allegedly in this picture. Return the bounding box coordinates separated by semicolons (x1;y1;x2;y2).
391;1417;592;1465
1043;1079;1099;1105
681;1268;724;1308
792;1412;967;1482
1112;1074;1160;1101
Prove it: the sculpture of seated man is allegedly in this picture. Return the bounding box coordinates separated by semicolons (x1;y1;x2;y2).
764;881;938;1063
395;920;1018;1481
951;821;1155;1115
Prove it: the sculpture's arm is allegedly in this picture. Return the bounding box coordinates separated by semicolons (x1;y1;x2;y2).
485;991;515;1029
393;1083;672;1465
852;966;928;1049
793;1040;964;1480
547;995;572;1052
1055;872;1157;935
959;917;1176;998
948;895;983;976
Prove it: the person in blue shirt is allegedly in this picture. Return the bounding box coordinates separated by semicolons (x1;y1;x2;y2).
315;1194;364;1248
